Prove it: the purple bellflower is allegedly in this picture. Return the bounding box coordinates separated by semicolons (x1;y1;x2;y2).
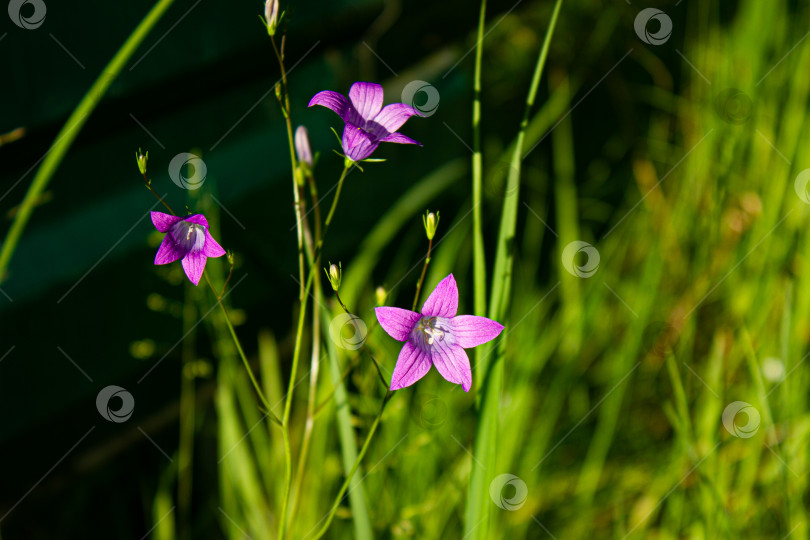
151;212;226;286
308;81;422;162
375;274;504;392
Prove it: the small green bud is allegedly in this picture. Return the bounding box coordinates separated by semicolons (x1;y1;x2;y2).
375;286;386;306
422;210;439;240
227;250;234;266
325;261;342;291
294;167;305;186
136;149;148;175
275;82;282;102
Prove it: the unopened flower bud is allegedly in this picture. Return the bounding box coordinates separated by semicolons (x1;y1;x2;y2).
375;286;386;306
295;125;313;167
325;262;342;291
264;0;278;35
422;210;439;240
275;82;282;102
136;149;148;175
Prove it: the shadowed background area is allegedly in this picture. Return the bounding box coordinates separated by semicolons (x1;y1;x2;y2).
1;0;809;538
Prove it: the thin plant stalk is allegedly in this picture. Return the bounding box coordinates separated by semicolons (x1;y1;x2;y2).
287;175;323;532
311;390;391;540
271;36;306;300
203;272;282;426
313;224;438;538
279;162;352;539
335;291;388;388
412;236;434;311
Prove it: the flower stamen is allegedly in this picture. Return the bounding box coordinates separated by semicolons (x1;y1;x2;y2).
415;316;446;347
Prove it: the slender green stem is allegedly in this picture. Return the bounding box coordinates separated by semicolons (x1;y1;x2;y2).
472;0;488;319
280;426;293;535
203;273;282;427
142;172;176;215
271;35;305;301
278;273;310;540
269;31;317;539
287;176;323;533
335;291;388;388
312;390;392;540
412;237;434;312
0;0;178;284
280;163;351;538
318;164;352;254
306;174;323;246
219;258;234;299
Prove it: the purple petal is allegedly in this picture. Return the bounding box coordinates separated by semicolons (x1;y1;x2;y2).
203;230;226;258
308;90;352;121
154;235;186;265
348;82;384;123
342;124;379;161
151;211;183;233
379;132;421;145
184;214;209;228
375;307;421;342
371;103;420;137
451;315;504;348
390;341;432;391
430;342;472;392
421;273;458;318
181;252;207;286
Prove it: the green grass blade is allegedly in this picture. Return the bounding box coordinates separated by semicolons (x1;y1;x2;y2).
320;303;374;540
465;1;563;538
472;0;488;319
0;0;177;283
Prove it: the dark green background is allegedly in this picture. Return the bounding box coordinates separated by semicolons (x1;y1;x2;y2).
0;0;678;537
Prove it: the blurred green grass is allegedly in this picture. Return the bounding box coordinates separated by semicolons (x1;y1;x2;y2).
2;0;810;538
261;1;809;538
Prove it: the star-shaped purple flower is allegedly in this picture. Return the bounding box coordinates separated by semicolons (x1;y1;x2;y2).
151;211;226;286
375;274;504;392
308;81;422;162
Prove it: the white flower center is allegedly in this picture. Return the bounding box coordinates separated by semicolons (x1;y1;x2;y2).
169;220;206;253
412;316;453;351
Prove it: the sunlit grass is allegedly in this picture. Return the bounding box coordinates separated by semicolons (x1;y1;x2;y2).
193;0;809;538
5;0;808;538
